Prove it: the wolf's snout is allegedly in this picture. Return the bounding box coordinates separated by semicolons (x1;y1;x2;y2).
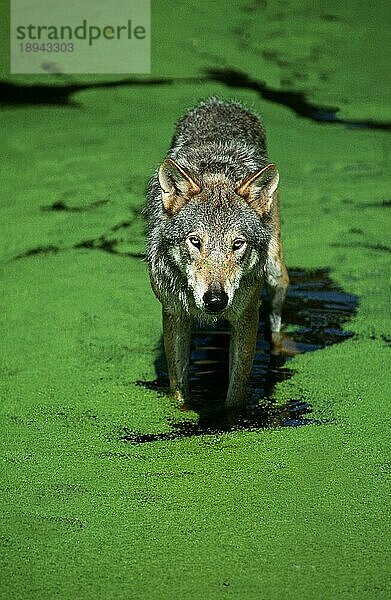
202;287;229;313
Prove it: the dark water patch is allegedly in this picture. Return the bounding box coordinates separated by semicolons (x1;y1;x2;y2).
203;68;391;131
368;332;391;346
358;200;391;208
118;399;327;445
15;244;60;259
320;14;340;21
13;231;144;261
110;220;132;231
41;198;108;212
132;268;358;443
241;0;267;12
0;80;80;107
0;77;173;107
73;236;144;258
13;206;143;261
332;242;391;253
2;71;389;132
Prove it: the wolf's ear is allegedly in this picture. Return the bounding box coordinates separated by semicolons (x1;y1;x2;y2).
236;163;279;216
158;158;201;215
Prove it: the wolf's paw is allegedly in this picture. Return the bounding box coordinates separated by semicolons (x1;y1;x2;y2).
172;389;190;407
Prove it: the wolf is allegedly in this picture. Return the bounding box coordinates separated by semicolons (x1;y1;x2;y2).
145;97;288;407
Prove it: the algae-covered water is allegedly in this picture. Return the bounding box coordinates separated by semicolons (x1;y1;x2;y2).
1;1;390;598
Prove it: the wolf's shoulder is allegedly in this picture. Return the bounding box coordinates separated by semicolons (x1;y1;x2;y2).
178;96;262;125
171;97;265;151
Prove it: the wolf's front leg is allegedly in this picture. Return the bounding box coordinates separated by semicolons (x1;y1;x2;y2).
265;241;289;348
162;308;191;405
226;306;259;407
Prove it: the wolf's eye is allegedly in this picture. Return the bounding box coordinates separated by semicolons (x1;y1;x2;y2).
232;239;246;251
188;235;201;250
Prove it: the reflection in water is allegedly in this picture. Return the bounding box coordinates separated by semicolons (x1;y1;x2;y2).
129;268;358;443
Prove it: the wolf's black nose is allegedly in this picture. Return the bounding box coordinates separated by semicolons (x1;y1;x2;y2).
203;288;229;313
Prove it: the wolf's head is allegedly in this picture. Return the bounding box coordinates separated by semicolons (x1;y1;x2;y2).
156;158;279;316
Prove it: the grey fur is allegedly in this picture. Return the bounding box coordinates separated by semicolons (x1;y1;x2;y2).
145;98;288;406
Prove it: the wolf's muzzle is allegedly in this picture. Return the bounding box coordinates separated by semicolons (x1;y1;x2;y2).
203;287;229;313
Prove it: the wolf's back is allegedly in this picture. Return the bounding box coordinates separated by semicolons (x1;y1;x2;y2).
170;98;267;156
164;98;269;181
